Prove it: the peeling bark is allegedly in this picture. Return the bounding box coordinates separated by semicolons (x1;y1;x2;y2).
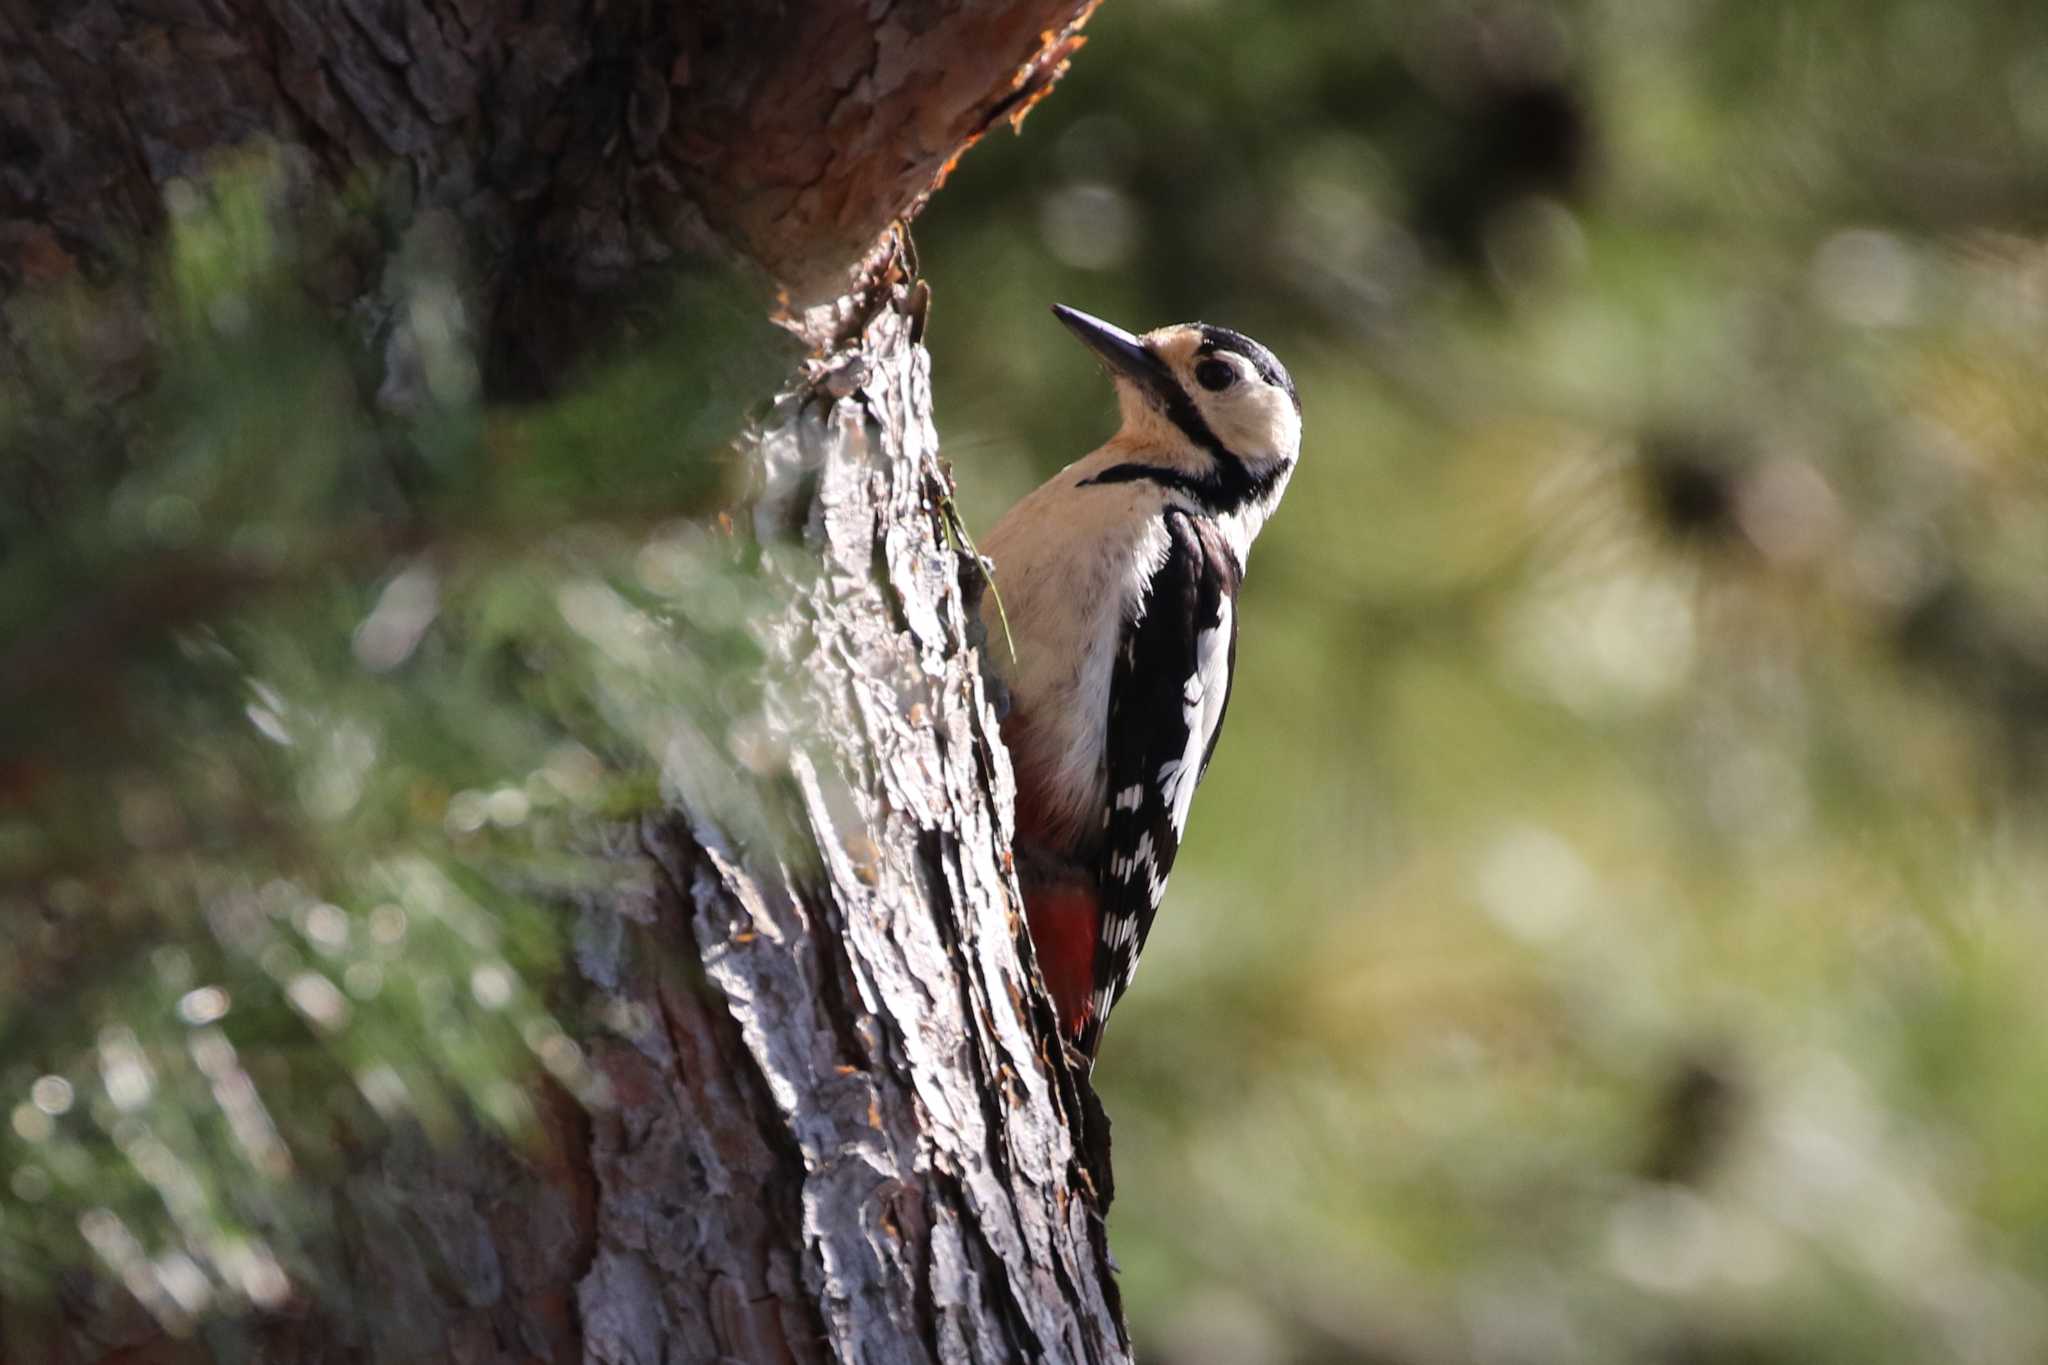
1;0;1125;1361
575;274;1123;1364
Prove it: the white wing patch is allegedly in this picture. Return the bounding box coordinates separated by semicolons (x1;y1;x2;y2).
1111;832;1165;890
1077;510;1243;1058
1158;595;1234;842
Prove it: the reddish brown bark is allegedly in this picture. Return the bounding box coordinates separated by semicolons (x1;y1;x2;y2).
0;1;1125;1361
0;0;1092;382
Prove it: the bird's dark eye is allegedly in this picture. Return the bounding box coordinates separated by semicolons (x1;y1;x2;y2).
1194;358;1236;392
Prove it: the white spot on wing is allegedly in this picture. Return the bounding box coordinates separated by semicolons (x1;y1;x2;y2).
1130;833;1155;883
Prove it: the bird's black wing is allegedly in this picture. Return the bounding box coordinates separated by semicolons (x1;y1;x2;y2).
1078;508;1242;1057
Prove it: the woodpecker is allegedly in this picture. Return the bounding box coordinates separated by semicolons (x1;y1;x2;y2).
979;305;1301;1060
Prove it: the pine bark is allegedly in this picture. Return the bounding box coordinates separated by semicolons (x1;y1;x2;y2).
0;2;1125;1361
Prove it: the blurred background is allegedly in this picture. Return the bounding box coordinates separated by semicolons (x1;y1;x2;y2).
918;0;2048;1360
8;0;2048;1360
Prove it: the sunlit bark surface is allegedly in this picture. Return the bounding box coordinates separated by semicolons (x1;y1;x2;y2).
0;1;1127;1360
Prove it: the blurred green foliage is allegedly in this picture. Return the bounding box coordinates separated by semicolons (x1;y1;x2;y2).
10;3;2048;1358
0;148;790;1332
922;1;2048;1361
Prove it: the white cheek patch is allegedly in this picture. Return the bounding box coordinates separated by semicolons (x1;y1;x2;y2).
1203;383;1301;468
1270;393;1302;460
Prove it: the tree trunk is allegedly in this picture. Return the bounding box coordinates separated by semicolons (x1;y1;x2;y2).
2;0;1090;386
0;2;1126;1361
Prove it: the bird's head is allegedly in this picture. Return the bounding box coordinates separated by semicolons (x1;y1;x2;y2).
1053;304;1301;517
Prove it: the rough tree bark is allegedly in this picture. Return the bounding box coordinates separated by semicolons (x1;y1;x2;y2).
1;2;1128;1362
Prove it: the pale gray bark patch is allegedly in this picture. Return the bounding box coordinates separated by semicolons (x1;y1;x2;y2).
582;281;1127;1364
578;1250;666;1365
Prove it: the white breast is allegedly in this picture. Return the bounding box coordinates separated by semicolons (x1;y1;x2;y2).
979;463;1174;851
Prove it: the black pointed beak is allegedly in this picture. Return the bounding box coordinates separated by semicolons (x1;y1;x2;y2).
1052;304;1167;388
